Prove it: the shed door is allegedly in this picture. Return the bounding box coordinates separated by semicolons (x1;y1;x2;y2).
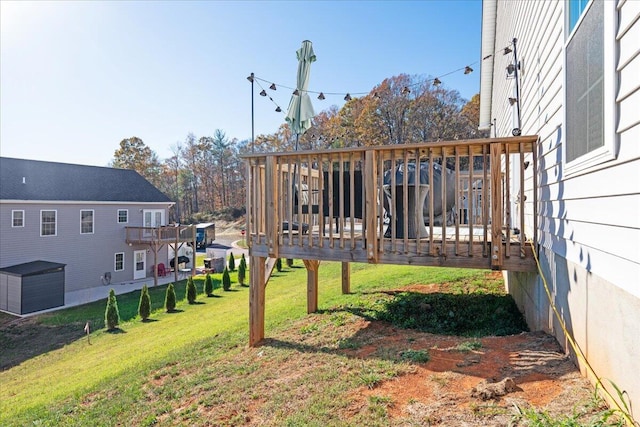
134;250;146;280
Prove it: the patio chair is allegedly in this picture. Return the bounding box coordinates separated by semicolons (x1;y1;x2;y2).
157;263;167;277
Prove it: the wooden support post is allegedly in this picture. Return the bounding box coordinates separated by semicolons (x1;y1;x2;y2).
249;256;266;346
302;259;320;313
364;151;378;263
490;143;503;269
341;262;350;294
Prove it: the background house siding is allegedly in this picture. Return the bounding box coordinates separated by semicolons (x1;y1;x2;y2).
489;0;640;415
0;202;169;293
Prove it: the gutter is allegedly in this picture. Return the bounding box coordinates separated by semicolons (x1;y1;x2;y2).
479;0;497;131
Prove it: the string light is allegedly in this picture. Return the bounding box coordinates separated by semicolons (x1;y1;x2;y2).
249;41;512;115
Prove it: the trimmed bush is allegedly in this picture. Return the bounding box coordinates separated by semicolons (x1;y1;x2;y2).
186;276;197;304
222;267;231;291
239;253;247;271
228;253;236;271
204;273;214;296
138;285;151;321
238;260;246;286
165;283;177;312
286;258;294;268
105;288;120;331
276;258;282;272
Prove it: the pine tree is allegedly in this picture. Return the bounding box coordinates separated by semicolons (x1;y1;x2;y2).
204;273;213;296
105;288;120;331
240;253;247;271
186;276;197;304
238;259;246;286
228;253;236;271
138;284;151;321
276;257;282;272
165;283;177;312
222;267;231;291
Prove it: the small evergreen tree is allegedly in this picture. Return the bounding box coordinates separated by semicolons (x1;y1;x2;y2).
186;276;197;304
228;253;236;271
286;258;294;268
138;284;151;321
105;288;120;331
240;253;247;271
222;267;231;291
165;283;177;312
204;273;214;296
238;260;246;286
276;257;282;272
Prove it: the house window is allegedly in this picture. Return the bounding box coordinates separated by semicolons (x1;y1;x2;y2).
118;209;128;223
41;210;57;236
12;210;24;227
564;0;615;173
115;253;124;271
81;210;94;234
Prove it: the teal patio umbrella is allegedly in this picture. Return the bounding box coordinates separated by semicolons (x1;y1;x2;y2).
286;40;316;150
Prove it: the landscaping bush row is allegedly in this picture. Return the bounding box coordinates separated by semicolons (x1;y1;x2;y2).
104;253;249;331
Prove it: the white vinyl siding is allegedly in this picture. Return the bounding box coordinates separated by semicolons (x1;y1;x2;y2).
117;209;128;224
40;210;57;236
80;210;94;234
11;210;24;227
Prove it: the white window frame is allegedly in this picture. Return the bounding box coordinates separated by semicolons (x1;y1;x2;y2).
80;209;94;234
114;252;125;271
117;209;128;224
12;210;24;228
563;0;618;176
40;210;57;236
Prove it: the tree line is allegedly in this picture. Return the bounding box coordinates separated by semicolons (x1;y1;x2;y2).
111;73;484;224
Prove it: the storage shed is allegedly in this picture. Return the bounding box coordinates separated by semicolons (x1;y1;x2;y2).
0;260;66;315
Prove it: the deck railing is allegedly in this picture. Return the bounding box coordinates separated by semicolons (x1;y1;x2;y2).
244;136;538;272
125;225;196;245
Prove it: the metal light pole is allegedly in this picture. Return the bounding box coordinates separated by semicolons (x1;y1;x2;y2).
247;72;255;152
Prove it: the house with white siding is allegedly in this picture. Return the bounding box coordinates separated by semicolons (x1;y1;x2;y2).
480;0;640;418
0;157;193;314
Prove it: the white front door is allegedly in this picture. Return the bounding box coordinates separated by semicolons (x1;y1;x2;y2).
134;250;146;280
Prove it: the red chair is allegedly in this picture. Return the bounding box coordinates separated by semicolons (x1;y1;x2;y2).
157;263;167;277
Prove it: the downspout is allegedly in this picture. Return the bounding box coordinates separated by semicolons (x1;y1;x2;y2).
479;0;497;132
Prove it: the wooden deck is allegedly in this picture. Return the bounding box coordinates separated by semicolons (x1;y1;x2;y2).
244;135;539;345
125;225;196;286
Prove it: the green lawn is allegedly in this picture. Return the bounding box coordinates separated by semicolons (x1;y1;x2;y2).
0;263;517;426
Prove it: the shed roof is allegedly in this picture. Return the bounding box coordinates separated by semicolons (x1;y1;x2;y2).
0;260;66;277
0;157;171;203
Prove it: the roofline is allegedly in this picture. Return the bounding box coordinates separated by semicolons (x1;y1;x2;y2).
1;200;175;206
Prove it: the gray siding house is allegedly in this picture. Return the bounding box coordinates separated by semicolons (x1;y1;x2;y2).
0;157;174;304
480;0;640;418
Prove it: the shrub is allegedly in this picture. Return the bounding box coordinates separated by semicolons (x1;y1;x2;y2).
228;253;236;271
138;285;151;321
105;288;120;331
276;258;282;272
240;253;247;270
238;260;246;286
286;258;294;268
204;273;214;296
186;276;197;304
165;283;177;312
222;267;231;291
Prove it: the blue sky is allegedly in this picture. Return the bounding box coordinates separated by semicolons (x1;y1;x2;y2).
1;0;482;167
